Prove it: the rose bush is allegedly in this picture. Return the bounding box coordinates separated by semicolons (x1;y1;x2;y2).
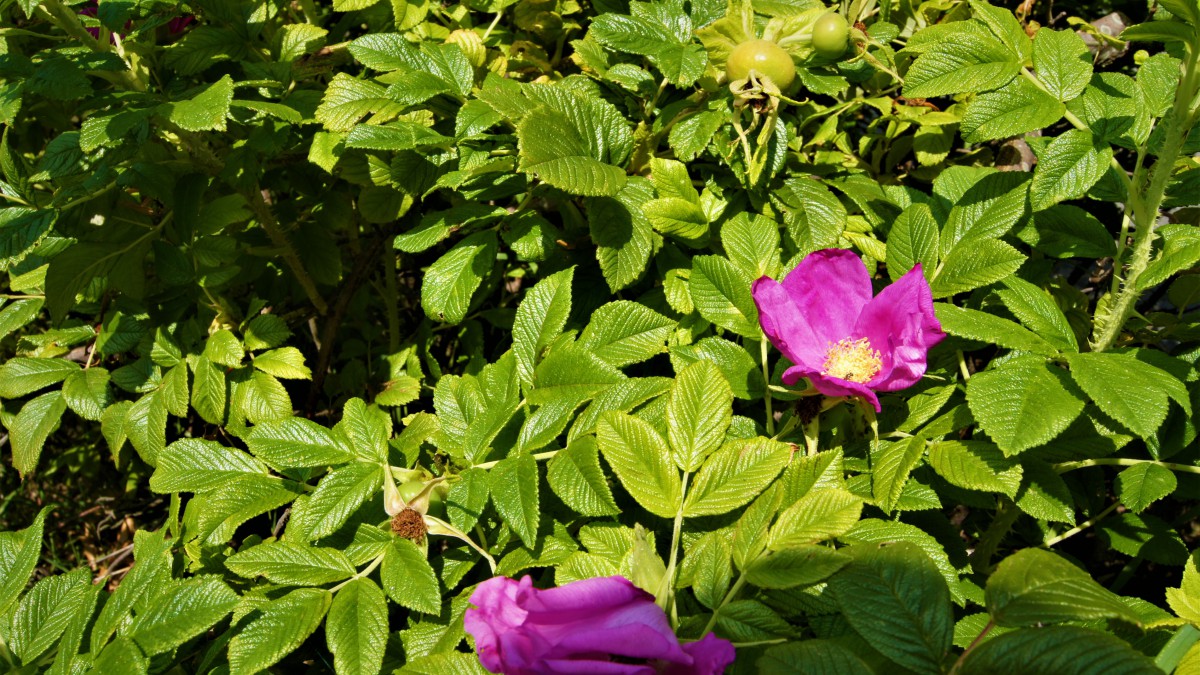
0;0;1199;673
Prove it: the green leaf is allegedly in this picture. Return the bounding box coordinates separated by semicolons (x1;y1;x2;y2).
986;548;1140;626
60;368;111;422
996;277;1079;352
886;204;939;282
244;314;292;351
0;298;43;340
301;462;384;539
1065;352;1184;440
1032;28;1093;101
513;267;574;387
89;637;148;675
758;640;873;674
768;488;863;549
10;390;67;476
9;558;88;665
587;178;655;292
516;86;634;197
381;538;441;614
828;542;953;675
252;347;312;380
547;436;620;516
666;360;733;472
967;356;1085;455
529;341;625;406
1029;129;1112;211
245;417;355;469
1016;204;1117;259
448;467;490;532
961;76;1065;142
228;588;331;675
190;356;227;425
1168;551;1200;623
226;540;356;585
0;507;50;615
0;357;78;398
327;578;388;675
421;231;497;324
690;255;760;337
150;438;267;493
935;304;1059;355
579;300;674;368
961;626;1159;674
336;398;393;464
931;238;1025;298
841;519;963;598
872;436;927;512
1115;463;1176;513
745;545;851;590
163;75;233;132
1015;459;1076;524
569;377;671;441
315;74;404;132
596;411;682;519
670;337;762;401
723;213;781;281
927;441;1024;497
903;29;1020;99
489;453;541;548
773;177;846;257
684;437;790;517
129;577;238;656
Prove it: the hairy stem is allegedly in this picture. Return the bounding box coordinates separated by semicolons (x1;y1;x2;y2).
1091;40;1200;351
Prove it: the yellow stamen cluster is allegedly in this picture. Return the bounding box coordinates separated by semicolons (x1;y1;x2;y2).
821;338;882;383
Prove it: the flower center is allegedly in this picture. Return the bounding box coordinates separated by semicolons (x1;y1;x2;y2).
821;338;882;383
391;508;427;544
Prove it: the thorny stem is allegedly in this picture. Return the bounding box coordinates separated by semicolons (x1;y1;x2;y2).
1043;501;1119;548
245;188;329;315
1089;39;1200;351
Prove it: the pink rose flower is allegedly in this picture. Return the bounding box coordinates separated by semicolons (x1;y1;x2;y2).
464;575;736;674
751;248;945;411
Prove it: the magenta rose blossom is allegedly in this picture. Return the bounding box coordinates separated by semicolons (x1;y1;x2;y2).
464;575;735;674
752;248;945;412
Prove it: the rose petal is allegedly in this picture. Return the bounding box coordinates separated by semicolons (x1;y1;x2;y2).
781;249;873;345
546;602;689;664
541;659;658;674
786;366;882;412
854;264;944;392
665;634;737;675
752;277;825;370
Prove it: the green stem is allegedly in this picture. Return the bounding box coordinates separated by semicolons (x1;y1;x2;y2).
472;450;558;470
244;187;329;315
383;249;400;354
969;498;1019;573
329;552;385;593
661;471;690;621
1043;501;1118;548
1054;457;1200;476
701;572;747;636
1155;624;1200;672
948;620;994;675
761;339;775;436
802;416;819;456
38;0;145;90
